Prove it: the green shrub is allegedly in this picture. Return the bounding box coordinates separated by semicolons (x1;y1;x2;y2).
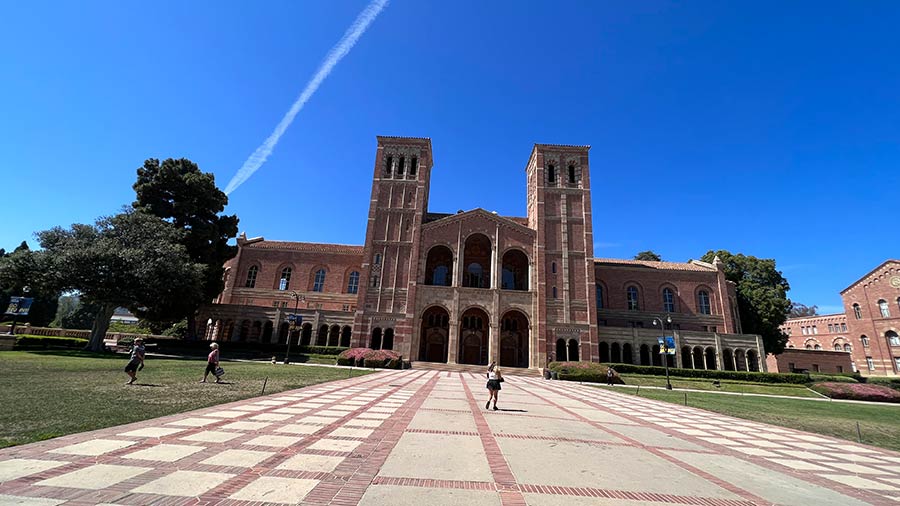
336;356;354;366
807;374;858;383
547;362;623;384
561;362;809;384
864;377;900;391
15;335;88;349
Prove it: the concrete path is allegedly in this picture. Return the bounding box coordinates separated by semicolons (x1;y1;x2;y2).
0;370;898;506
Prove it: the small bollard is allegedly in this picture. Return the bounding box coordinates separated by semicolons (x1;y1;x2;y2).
683;392;687;406
261;377;268;395
856;421;862;443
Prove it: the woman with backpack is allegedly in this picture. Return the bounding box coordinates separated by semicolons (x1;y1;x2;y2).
485;361;503;411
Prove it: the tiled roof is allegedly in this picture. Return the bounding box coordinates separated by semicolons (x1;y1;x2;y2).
594;258;716;272
244;240;364;255
533;143;591;150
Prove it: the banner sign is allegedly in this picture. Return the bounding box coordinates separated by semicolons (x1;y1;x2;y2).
657;336;676;355
4;297;33;316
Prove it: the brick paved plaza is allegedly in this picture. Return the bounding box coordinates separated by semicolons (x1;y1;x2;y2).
1;370;899;505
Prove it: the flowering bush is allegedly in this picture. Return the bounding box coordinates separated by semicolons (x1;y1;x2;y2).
811;382;900;403
337;348;401;369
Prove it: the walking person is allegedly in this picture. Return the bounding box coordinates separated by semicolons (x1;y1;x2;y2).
201;343;221;383
606;366;615;386
485;361;503;411
124;338;145;385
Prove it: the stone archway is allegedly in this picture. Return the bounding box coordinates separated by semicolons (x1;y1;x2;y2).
420;306;449;363
499;310;529;368
459;307;489;365
622;343;633;364
610;342;621;363
639;344;651;366
599;342;609;363
555;339;567;362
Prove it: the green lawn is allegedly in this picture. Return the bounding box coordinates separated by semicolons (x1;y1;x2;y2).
616;374;820;398
0;351;372;448
603;385;900;452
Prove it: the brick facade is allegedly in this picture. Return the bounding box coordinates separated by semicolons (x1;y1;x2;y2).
765;348;854;375
780;260;900;376
198;137;765;371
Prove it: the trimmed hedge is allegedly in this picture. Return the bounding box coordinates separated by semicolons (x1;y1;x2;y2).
811;382;900;403
151;338;348;357
807;374;858;384
547;362;623;384
863;377;900;391
15;335;88;349
338;348;402;369
584;362;810;384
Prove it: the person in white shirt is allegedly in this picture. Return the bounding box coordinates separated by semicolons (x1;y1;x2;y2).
485;361;502;411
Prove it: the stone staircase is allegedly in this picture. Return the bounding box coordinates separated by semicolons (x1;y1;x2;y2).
409;361;541;377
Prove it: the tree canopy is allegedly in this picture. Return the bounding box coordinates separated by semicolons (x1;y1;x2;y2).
0;242;58;326
700;250;792;355
38;209;205;351
133;158;238;326
634;250;662;261
789;303;818;318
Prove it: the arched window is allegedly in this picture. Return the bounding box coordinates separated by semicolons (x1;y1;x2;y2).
313;269;326;292
463;234;491;288
888;331;900;347
374;253;382;265
347;271;360;294
501;250;528;290
698;290;711;315
466;263;484;288
805;344;812;350
853;303;862;319
278;267;292;290
814;344;822;350
878;299;891;318
861;335;870;347
834;344;841;351
370;275;380;288
552;286;558;299
397;156;405;176
410;157;418;176
596;285;603;309
424;245;453;286
551;262;556;274
662;287;675;313
626;286;639;311
568;165;576;184
384;156;393;176
843;344;851;352
547;165;556;183
245;266;258;288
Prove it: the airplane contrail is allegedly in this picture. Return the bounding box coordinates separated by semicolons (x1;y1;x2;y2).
224;0;389;195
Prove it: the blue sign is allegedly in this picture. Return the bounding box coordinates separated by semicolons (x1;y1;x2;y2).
657;336;676;355
5;297;33;316
287;314;302;324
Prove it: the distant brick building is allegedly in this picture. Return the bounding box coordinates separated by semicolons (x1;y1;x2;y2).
778;260;900;376
199;137;765;371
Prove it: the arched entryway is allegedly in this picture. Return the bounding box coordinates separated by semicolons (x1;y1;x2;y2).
262;321;273;342
459;307;489;365
328;325;340;347
610;342;621;363
747;349;759;372
599;342;610;363
370;328;382;350
340;326;351;347
316;325;328;346
639;344;651;366
705;347;717;370
722;349;735;371
382;329;394;350
652;345;662;367
301;323;312;346
734;349;747;371
238;320;251;342
420;306;449;362
501;249;529;290
555;339;567;362
692;347;705;369
463;234;492;288
278;322;289;345
568;339;580;362
424;245;453;286
681;346;692;368
499;310;529;368
622;343;633;364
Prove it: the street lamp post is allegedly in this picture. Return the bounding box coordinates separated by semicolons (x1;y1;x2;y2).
284;291;305;364
652;314;673;390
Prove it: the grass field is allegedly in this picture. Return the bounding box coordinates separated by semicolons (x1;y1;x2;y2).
616;374;820;398
0;351;373;448
603;385;900;452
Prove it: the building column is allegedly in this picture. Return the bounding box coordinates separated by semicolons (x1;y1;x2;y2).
453;223;462;287
489;323;500;364
714;333;723;371
448;322;459;364
689;351;695;369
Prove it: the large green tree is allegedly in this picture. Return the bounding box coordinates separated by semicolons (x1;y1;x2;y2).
701;250;792;354
634;250;662;261
0;241;58;327
132;158;238;331
38;209;205;351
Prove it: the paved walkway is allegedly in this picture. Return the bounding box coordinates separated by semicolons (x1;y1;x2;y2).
1;370;899;506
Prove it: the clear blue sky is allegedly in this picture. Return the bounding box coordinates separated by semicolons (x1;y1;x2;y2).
2;1;898;314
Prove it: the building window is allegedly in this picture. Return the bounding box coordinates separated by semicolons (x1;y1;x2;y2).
370;275;379;288
245;266;259;288
813;364;820;372
878;299;891;318
844;344;852;352
853;303;862;319
828;324;834;333
596;285;603;309
374;253;382;265
410;157;418;176
384;156;393;176
788;362;795;372
812;325;818;334
662;288;675;312
279;267;292;290
626;286;639;310
895;357;900;372
834;344;842;351
551;262;556;274
397;156;405;175
568;165;576;184
313;269;326;292
552;286;558;299
347;271;360;294
841;323;848;332
802;326;808;335
342;304;350;312
888;331;900;347
547;165;556;183
837;365;843;373
866;357;875;370
814;344;822;350
805;344;812;350
861;335;870;347
697;290;711;315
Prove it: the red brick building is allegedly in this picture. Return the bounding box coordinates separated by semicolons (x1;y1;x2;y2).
199;137;765;371
777;260;900;376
